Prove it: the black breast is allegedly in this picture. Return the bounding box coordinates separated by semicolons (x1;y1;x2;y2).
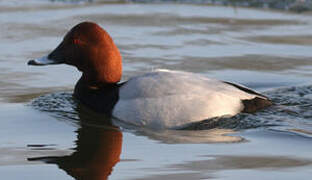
73;78;123;115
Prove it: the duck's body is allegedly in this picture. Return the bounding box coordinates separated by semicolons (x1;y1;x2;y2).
28;22;272;129
74;69;270;129
113;69;269;129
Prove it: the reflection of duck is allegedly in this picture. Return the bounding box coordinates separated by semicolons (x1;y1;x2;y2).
28;21;272;129
28;106;122;180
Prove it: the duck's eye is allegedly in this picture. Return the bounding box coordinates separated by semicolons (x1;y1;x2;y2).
73;39;81;45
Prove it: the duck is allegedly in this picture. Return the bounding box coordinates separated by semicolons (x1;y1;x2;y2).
28;21;272;129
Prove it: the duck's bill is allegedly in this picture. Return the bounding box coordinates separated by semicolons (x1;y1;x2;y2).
27;56;64;66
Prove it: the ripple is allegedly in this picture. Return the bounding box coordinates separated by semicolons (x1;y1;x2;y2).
30;85;312;138
30;92;79;122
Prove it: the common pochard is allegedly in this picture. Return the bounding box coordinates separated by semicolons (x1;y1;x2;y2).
28;22;272;129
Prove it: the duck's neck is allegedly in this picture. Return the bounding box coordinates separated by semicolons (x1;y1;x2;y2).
80;72;120;89
73;74;121;114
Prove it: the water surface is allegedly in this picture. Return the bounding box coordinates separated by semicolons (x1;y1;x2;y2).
1;1;312;179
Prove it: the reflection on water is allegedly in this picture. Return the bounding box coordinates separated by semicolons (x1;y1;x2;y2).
27;88;312;179
26;91;312;179
31;92;243;143
136;155;312;180
28;105;122;180
133;129;243;144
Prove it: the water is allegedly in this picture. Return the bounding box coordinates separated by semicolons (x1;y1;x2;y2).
1;1;312;179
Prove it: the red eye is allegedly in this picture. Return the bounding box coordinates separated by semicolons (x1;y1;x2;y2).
73;39;81;45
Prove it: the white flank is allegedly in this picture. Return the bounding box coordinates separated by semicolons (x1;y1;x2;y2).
113;70;262;129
